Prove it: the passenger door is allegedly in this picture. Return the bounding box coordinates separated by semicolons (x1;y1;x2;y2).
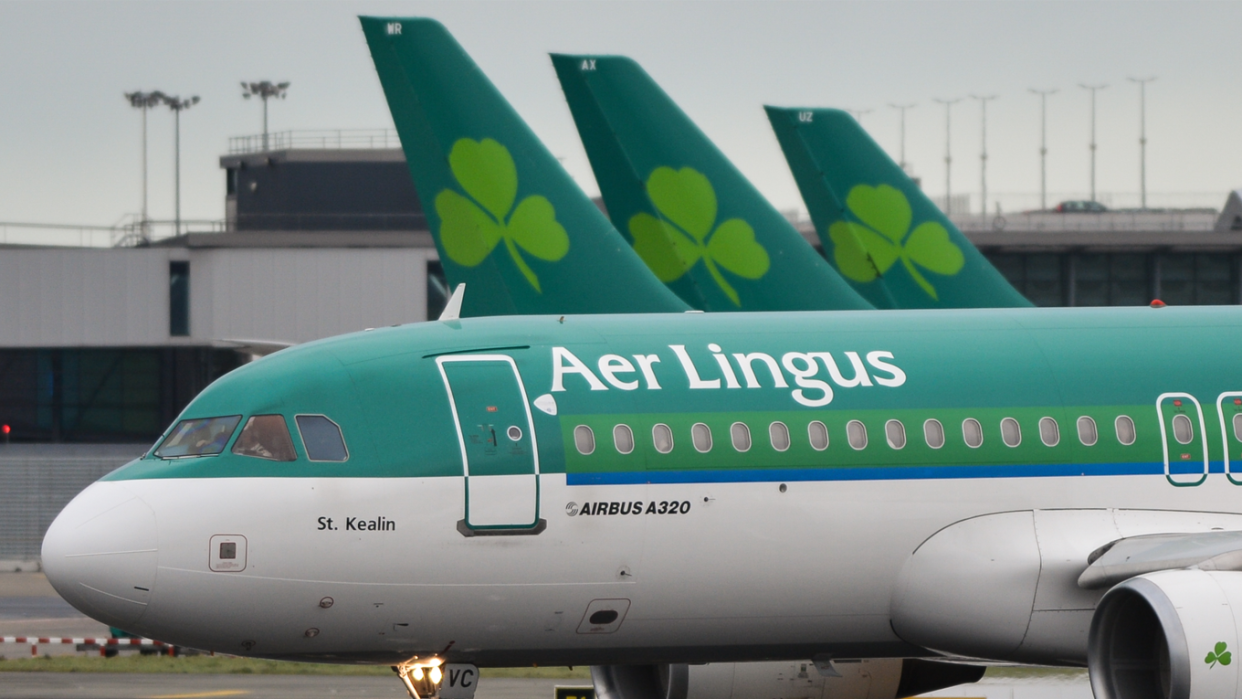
437;355;543;534
1157;392;1208;486
1216;392;1242;485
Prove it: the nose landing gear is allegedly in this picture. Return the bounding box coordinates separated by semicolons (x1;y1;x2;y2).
393;659;444;699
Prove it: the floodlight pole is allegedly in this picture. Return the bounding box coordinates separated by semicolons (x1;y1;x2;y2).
889;103;916;173
125;91;166;241
241;81;291;151
1079;83;1107;203
1129;76;1156;209
164;95;200;237
972;95;998;217
846;108;872;126
934;98;962;215
1029;88;1058;210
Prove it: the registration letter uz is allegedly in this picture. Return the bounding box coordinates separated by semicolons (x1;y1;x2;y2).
440;664;479;699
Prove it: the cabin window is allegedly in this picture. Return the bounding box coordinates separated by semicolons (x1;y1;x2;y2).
847;420;868;450
1001;418;1022;447
885;420;906;450
613;425;634;455
962;418;983;448
692;423;713;453
769;422;791;452
232;414;296;461
731;422;752;452
1078;416;1098;446
1039;417;1060;447
154;415;241;458
1233;413;1242;443
808;421;829;451
296;415;349;462
924;419;945;449
574;425;596;455
1115;415;1137;445
1172;414;1194;445
653;423;674;454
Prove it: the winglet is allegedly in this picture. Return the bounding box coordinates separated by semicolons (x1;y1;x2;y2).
439;283;466;322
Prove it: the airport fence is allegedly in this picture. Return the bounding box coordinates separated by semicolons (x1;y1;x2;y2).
0;444;146;567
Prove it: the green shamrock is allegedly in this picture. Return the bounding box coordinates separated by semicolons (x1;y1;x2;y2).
829;184;965;301
1207;642;1232;668
628;166;769;306
434;138;569;292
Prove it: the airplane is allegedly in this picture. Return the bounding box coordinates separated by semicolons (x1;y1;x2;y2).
549;53;869;312
765;107;1031;310
39;17;1242;699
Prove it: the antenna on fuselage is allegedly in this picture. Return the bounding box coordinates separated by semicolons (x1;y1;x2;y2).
438;284;466;322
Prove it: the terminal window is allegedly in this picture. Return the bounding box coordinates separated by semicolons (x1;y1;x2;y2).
170;261;190;337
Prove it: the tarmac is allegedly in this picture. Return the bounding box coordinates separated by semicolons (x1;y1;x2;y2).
0;573;1091;699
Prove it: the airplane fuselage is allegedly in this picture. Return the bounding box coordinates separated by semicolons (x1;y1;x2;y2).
42;306;1242;666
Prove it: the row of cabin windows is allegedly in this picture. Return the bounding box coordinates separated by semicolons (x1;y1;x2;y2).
572;415;1141;456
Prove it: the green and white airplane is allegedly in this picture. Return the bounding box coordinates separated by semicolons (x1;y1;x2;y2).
550;53;868;312
39;17;1242;699
765;107;1031;310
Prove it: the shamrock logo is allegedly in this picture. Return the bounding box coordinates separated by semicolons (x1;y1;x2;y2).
434;138;569;292
1207;642;1232;668
829;184;965;301
628;166;769;306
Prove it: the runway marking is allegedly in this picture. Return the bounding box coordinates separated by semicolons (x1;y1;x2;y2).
145;691;250;699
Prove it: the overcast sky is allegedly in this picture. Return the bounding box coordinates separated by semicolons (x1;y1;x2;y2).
2;0;1240;231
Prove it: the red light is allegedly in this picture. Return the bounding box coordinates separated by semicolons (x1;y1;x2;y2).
1;425;9;435
1235;399;1241;406
1173;400;1182;407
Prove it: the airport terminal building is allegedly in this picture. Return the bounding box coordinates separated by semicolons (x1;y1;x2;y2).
2;130;1242;566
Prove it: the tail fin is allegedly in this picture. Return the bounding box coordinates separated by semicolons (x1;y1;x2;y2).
765;107;1031;309
551;54;871;311
359;17;688;317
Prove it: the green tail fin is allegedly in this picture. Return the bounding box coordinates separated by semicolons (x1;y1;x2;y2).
359;17;688;317
765;107;1032;309
551;54;871;312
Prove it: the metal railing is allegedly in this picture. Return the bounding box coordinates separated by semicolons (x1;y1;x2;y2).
952;210;1221;233
228;129;401;154
0;217;226;248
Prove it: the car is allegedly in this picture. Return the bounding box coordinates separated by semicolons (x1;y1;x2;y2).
1054;200;1108;212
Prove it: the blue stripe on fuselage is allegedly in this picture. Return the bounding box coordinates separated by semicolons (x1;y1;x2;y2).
566;461;1224;485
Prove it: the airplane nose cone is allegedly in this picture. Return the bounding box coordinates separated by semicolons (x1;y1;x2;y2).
42;482;158;630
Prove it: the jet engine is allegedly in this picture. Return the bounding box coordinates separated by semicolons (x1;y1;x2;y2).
1089;569;1242;699
591;659;984;699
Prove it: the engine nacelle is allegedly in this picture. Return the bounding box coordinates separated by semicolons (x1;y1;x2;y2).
591;659;984;699
1089;570;1242;699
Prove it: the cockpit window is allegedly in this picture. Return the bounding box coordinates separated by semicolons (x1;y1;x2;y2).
154;416;242;458
296;415;349;462
231;415;297;462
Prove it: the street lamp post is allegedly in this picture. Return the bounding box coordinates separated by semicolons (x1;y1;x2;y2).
1128;76;1156;209
1029;88;1058;211
124;91;166;241
163;95;200;237
241;81;291;151
971;94;998;217
933;98;962;215
888;103;916;173
1079;83;1108;204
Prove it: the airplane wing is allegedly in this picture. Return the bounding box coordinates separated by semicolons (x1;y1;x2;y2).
1078;529;1242;589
